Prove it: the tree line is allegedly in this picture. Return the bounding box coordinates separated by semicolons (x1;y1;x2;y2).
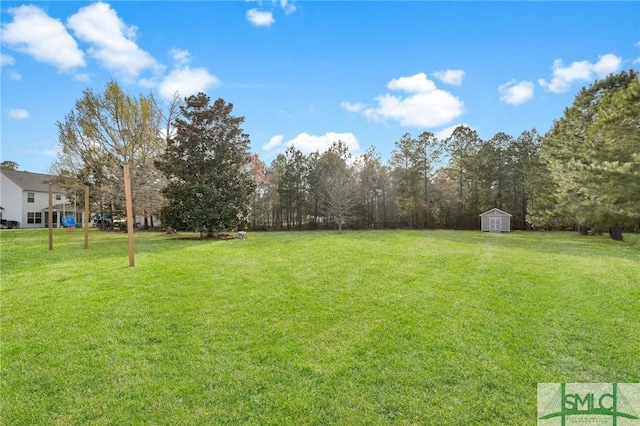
249;127;542;232
49;70;638;240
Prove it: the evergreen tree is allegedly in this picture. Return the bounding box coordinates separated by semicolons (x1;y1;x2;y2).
155;94;256;236
535;70;639;239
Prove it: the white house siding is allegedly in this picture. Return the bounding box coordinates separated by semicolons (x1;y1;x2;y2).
22;189;49;228
0;175;22;226
1;170;70;228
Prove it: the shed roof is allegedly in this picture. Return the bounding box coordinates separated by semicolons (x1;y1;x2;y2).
479;208;512;217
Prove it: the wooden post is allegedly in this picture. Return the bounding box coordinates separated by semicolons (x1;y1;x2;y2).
48;181;90;251
123;164;135;267
48;183;53;251
84;185;89;249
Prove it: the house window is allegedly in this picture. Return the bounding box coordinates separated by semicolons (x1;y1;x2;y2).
55;194;62;201
27;212;42;224
27;192;35;203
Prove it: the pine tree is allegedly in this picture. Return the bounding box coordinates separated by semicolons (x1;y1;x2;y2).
536;70;639;239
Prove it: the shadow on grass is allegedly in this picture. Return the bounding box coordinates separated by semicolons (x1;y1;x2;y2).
424;229;640;261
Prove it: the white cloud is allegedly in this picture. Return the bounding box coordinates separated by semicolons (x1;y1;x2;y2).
158;126;177;141
387;73;436;93
158;66;220;100
9;108;30;119
67;2;161;80
170;48;190;67
432;69;465;86
285;132;360;154
22;145;59;158
138;77;157;88
39;148;59;158
591;53;622;76
355;72;464;128
340;101;366;112
8;71;22;81
0;54;22;80
280;0;297;15
1;5;85;72
262;135;284;151
539;53;622;93
247;9;275;26
498;80;534;105
1;54;15;67
73;73;91;83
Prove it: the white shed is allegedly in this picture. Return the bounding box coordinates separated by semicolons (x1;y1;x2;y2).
479;208;512;232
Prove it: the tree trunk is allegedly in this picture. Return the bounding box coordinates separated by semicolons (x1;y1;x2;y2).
578;226;588;236
609;224;623;241
207;225;215;238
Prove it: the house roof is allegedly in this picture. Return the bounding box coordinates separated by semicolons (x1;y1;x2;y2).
479;208;512;217
1;169;61;192
41;203;76;212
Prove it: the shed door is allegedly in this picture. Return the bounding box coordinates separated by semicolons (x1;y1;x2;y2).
489;216;502;232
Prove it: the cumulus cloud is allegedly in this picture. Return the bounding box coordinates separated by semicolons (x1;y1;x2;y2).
432;69;465;86
387;73;437;93
247;9;275;26
340;101;366;113
539;53;622;93
1;53;15;67
1;5;85;72
170;48;190;67
282;132;360;155
67;2;161;80
40;148;60;158
138;77;157;89
280;0;297;15
73;73;91;83
498;80;534;105
8;71;22;81
352;73;464;128
156;48;219;99
138;49;215;95
9;108;30;119
18;141;59;158
158;66;220;100
262;135;285;151
0;54;20;79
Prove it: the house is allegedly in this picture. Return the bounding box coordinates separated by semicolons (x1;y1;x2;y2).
479;208;512;232
0;169;83;229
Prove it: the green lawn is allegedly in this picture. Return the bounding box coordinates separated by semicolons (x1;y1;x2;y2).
1;229;639;425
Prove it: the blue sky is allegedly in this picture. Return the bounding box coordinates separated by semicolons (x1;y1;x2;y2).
1;1;639;173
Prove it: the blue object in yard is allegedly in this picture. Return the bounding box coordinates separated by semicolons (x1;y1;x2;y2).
61;216;76;227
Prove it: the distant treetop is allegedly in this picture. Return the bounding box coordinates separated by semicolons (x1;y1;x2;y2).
0;161;19;170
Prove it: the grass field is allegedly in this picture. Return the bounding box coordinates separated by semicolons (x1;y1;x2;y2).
1;229;639;425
